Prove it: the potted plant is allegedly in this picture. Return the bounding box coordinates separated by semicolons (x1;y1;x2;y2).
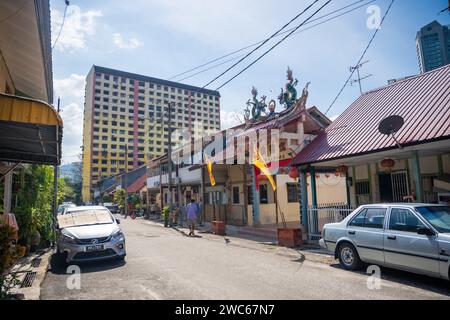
30;229;41;252
162;206;170;227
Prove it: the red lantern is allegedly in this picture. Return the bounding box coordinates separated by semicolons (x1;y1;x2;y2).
288;166;299;179
381;158;395;171
336;165;348;174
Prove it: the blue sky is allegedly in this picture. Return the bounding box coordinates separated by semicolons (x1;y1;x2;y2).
50;0;450;164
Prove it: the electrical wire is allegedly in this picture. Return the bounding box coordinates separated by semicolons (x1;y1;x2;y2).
52;0;70;51
215;0;332;91
202;0;320;88
169;0;373;82
324;0;395;115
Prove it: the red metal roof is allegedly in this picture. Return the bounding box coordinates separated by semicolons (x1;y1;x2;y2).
126;174;146;193
293;64;450;166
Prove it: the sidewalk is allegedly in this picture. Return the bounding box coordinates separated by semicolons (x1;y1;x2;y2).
9;249;53;300
143;219;335;265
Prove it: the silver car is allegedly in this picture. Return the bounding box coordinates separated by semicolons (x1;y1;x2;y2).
56;206;126;264
320;204;450;280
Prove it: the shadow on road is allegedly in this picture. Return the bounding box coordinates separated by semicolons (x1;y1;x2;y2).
49;254;126;275
330;263;450;296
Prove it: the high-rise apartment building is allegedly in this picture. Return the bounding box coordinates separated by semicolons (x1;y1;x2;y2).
416;20;450;73
82;65;221;201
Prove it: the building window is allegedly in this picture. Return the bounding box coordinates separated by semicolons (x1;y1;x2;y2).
355;180;371;205
287;183;299;203
232;186;240;204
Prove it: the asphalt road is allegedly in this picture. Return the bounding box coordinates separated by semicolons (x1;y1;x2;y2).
40;216;450;300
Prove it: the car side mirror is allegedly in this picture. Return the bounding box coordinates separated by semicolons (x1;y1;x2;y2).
116;219;121;224
417;227;434;236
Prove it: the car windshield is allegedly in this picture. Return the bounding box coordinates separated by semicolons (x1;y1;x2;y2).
416;206;450;233
57;209;114;228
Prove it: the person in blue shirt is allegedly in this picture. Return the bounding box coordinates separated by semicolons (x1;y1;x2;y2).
186;198;199;236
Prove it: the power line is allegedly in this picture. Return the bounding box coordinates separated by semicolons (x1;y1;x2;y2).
324;0;395;115
169;0;373;82
178;53;247;82
202;0;320;89
215;0;332;91
52;0;70;51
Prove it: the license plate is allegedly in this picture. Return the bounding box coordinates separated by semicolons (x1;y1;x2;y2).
85;245;104;252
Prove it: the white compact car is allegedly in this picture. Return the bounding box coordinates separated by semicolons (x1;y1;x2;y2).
320;204;450;280
56;206;126;264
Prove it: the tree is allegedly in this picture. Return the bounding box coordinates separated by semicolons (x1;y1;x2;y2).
58;177;76;204
114;189;126;212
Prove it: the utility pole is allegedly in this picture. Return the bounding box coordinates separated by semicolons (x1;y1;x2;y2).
124;144;129;217
349;60;372;94
52;97;60;247
167;101;174;219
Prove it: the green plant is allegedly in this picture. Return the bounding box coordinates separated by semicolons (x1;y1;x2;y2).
0;273;21;300
14;165;55;244
114;189;126;211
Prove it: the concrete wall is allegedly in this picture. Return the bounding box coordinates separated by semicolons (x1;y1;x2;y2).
82;68;95;202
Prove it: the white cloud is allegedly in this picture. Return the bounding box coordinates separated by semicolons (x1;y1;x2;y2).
51;5;103;51
112;33;143;49
220;110;244;130
54;74;85;99
61;102;84;164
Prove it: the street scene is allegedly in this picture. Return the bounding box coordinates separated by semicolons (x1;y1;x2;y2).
0;0;450;306
41;216;450;300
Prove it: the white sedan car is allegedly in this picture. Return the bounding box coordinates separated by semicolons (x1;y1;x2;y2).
320;203;450;280
56;206;126;264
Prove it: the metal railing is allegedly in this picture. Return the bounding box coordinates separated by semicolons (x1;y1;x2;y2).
307;203;356;241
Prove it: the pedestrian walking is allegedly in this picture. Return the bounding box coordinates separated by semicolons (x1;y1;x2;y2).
186;198;199;236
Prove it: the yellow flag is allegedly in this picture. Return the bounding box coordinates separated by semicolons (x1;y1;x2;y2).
204;153;216;186
253;146;276;191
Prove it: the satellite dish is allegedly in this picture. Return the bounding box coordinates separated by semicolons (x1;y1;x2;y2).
378;115;404;149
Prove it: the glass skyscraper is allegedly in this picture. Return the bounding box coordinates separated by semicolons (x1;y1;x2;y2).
416;20;450;73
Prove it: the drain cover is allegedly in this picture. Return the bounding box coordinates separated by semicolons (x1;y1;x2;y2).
20;271;37;288
31;258;41;268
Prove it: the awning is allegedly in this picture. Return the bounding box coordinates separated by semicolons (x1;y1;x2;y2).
0;93;63;165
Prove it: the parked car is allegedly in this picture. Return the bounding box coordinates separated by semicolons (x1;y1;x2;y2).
57;202;76;215
320;204;450;280
55;206;126;264
103;202;120;214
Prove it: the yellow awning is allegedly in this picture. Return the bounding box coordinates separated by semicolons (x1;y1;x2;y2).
0;92;63;165
0;92;62;126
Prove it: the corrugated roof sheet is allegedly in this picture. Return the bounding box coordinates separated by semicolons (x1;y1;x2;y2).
293;64;450;165
126;174;146;193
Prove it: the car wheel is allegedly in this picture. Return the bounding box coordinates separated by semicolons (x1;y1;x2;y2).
53;250;68;268
338;242;361;271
